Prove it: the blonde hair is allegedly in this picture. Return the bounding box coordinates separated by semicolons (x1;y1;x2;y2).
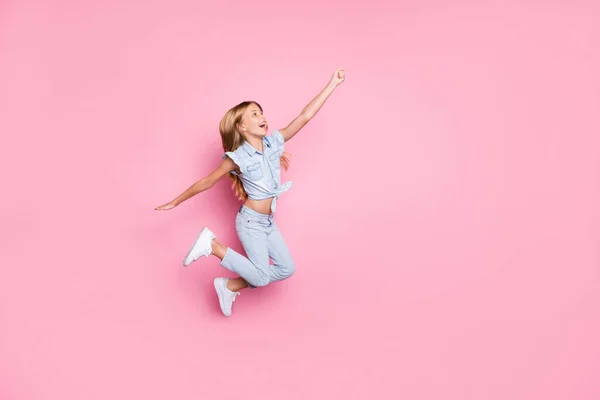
219;101;290;200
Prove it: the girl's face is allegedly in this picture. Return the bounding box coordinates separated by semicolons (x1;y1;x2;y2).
239;104;268;138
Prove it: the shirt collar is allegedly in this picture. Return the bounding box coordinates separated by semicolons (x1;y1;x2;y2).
242;136;272;156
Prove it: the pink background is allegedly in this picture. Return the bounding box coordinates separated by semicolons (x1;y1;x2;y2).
1;1;599;399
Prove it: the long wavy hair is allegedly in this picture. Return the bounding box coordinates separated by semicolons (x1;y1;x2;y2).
219;101;290;200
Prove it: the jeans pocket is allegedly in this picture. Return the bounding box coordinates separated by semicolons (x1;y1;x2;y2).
236;213;259;231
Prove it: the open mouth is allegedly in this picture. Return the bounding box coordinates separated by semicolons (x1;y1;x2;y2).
259;122;267;131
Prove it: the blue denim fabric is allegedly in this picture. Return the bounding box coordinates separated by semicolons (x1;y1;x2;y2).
220;205;295;288
222;130;292;213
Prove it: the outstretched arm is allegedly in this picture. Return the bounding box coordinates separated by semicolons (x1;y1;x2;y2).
155;157;237;210
279;68;345;142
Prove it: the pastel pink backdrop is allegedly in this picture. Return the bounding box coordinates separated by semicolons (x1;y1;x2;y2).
1;1;598;399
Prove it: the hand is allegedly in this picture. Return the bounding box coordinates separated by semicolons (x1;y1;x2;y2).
155;201;176;211
329;68;345;88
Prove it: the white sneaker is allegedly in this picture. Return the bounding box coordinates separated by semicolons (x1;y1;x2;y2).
214;277;239;317
182;227;215;266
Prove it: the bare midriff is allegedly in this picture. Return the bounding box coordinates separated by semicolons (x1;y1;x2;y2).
244;197;274;216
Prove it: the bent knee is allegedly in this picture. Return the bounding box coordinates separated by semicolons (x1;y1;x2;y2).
250;275;271;288
281;260;296;279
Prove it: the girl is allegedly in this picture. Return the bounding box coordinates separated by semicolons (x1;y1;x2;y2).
155;68;345;316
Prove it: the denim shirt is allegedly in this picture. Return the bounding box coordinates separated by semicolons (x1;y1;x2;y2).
222;130;292;213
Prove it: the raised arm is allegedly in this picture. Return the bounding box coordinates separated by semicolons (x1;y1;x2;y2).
155;156;237;210
279;68;345;142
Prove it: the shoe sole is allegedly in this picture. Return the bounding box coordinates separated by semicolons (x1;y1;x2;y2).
213;278;231;317
182;227;211;266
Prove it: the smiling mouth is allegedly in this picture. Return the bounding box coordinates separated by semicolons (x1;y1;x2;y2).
259;122;267;130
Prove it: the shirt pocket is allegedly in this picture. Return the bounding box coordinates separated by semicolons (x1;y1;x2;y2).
246;161;264;181
268;152;281;170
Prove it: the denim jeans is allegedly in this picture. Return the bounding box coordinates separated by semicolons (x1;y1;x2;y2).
220;205;295;287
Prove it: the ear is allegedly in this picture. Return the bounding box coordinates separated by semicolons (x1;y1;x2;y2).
235;124;247;142
236;122;247;133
